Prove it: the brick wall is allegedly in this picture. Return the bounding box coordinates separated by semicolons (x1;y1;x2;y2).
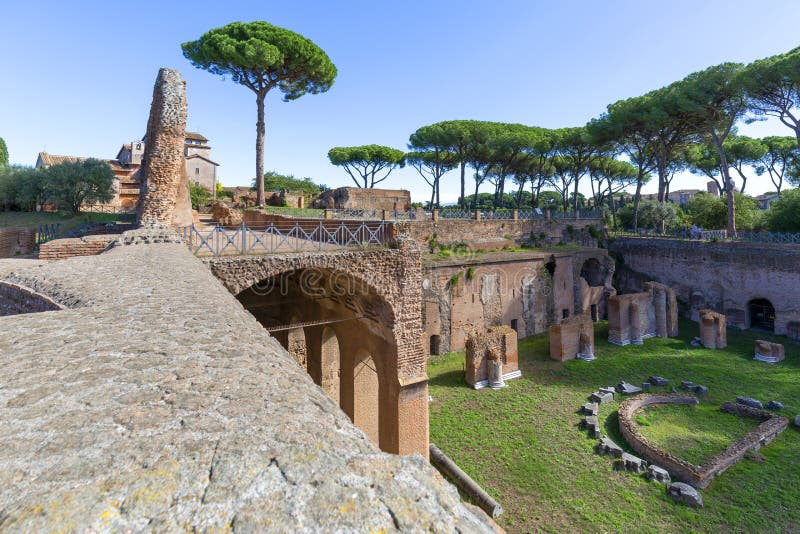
394;218;603;250
610;238;800;335
0;280;62;316
0;227;36;258
38;235;117;260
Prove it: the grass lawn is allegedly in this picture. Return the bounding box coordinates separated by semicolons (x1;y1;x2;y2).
428;318;800;533
636;403;761;466
0;211;134;234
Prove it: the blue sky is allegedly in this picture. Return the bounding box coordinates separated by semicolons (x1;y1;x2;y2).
2;0;800;202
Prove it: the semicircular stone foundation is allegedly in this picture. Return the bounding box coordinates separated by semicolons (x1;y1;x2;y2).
618;394;789;488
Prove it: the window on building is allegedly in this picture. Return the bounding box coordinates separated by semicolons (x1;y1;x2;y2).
195;168;200;175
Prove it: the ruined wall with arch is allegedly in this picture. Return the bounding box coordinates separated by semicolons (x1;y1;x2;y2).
610;238;800;337
206;241;429;458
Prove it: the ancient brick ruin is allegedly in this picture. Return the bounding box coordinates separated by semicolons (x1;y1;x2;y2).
0;227;35;258
464;326;520;388
549;313;595;361
699;309;727;349
754;339;785;363
137;68;193;227
608;281;678;346
315;186;411;211
618;394;788;488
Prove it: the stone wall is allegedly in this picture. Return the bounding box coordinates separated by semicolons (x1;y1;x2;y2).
423;248;612;354
314;187;411;211
0;227;36;258
0;228;496;532
38;235;117;260
395;217;603;251
205;240;430;458
137;68;193;227
610;238;800;336
618;394;788;489
0;280;63;315
464;325;519;386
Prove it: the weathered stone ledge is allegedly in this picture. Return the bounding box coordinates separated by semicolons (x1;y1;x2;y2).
0;231;495;531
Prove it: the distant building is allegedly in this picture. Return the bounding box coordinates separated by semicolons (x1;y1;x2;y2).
667;189;702;206
36;150;141;212
35;132;218;212
754;192;780;210
707;181;720;197
183;132;219;193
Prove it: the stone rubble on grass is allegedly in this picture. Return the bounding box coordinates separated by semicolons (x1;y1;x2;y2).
681;380;695;390
642;382;651;391
690;337;702;347
670;386;677;393
736;396;764;409
616;381;643;395
765;400;784;411
647;465;671;484
600;386;617;396
795;415;800;427
692;384;708;396
614;452;647;474
649;376;669;386
582;415;601;438
590;390;614;404
596;437;623;458
667;482;703;508
581;402;599;417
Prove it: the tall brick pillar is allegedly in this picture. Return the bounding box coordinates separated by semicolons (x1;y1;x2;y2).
137;68;194;228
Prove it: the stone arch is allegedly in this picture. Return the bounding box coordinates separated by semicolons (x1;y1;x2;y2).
580;258;605;287
748;298;775;332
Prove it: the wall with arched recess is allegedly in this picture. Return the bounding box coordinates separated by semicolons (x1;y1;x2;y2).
206;242;429;458
610;238;800;337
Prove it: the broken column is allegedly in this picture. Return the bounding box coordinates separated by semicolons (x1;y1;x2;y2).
754;340;785;363
137;68;194;228
645;281;679;338
699;309;726;349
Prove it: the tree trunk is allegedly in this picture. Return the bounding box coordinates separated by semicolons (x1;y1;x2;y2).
608;177;618;230
711;129;736;237
632;171;644;232
255;93;266;207
459;160;466;209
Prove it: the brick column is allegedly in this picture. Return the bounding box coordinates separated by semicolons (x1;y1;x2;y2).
474;210;481;221
432;209;439;221
324;209;333;220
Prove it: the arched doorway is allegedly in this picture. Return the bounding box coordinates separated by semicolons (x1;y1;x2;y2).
580;258;604;286
235;268;396;450
749;298;775;332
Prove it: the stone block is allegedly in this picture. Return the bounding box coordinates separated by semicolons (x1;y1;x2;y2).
549;314;594;362
649;376;669;386
582;415;601;438
693;385;708;396
736;396;763;409
642;382;651;391
754;340;785;363
616;381;643;395
614;452;647;474
795;415;800;427
582;402;599;416
600;386;616;395
590;391;613;404
680;381;695;391
647;465;671;484
667;482;703;508
596;437;623;458
765;400;784;411
699;309;727;349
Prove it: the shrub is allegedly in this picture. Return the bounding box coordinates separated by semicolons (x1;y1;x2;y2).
766;189;800;232
190;181;212;210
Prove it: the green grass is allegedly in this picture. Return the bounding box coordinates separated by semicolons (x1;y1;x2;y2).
636;404;760;466
428;318;799;533
256;206;325;218
0;211;134;234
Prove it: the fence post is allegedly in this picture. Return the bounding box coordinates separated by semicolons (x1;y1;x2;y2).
382;209;389;221
575;210;580;220
546;209;551;221
324;209;333;220
512;210;519;221
475;210;482;221
240;223;246;255
432;209;440;221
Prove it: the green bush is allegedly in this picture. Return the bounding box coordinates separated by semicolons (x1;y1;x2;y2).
685;192;764;231
0;137;8;166
766;189;800;232
190;181;212;210
252;171;326;194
